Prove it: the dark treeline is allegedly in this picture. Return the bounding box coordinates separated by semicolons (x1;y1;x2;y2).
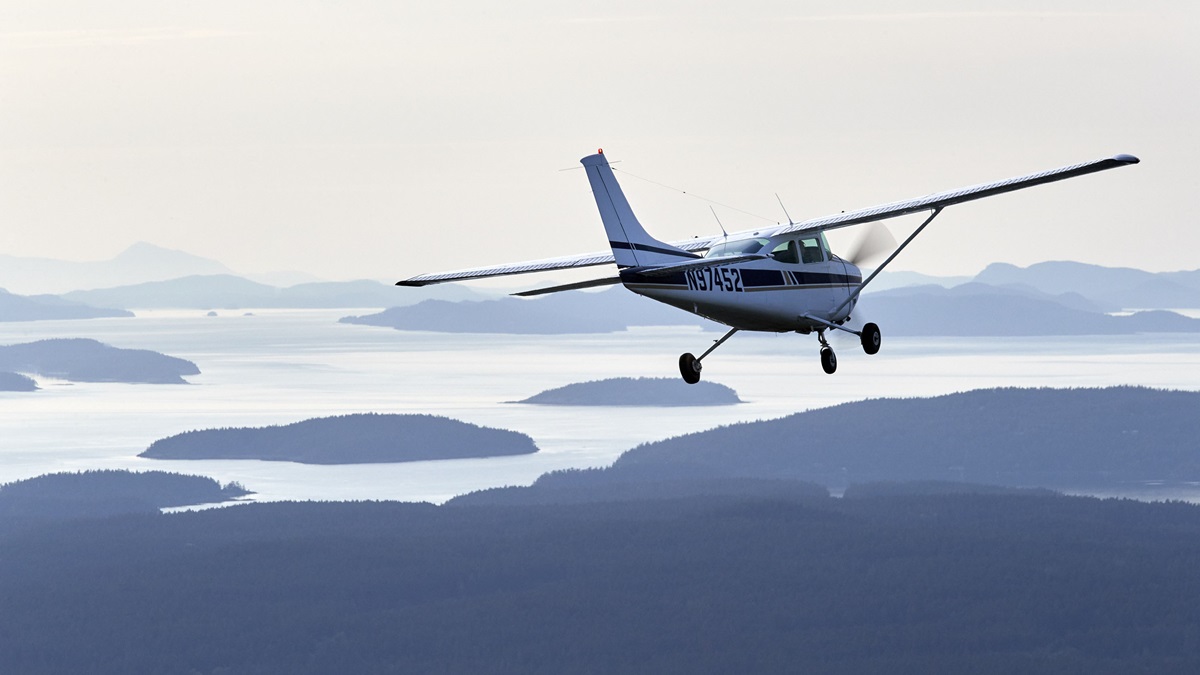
2;492;1200;674
141;413;538;464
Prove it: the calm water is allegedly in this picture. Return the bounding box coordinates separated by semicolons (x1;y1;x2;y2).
2;309;1198;504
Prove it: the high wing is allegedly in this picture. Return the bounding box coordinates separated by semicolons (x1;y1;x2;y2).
398;238;714;287
774;153;1141;236
397;153;1139;288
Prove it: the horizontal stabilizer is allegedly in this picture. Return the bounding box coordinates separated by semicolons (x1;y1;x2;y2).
512;276;622;297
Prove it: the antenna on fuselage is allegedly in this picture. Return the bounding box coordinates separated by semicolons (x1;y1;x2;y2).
709;206;729;240
775;193;795;226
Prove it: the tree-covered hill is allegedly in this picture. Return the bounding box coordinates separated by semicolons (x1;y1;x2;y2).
485;387;1200;499
2;493;1200;674
141;413;538;464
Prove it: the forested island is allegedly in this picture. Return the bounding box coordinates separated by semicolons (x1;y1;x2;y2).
0;371;38;391
514;377;742;406
0;470;249;525
140;413;538;464
459;386;1200;504
3;493;1200;673
0;338;199;384
0;288;132;322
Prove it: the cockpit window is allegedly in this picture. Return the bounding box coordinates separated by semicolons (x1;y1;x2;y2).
704;238;769;258
799;237;824;264
770;240;799;264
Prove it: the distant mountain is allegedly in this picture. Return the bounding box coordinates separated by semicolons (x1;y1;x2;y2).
341;286;707;334
344;279;1199;337
974;261;1200;309
62;275;482;310
513;377;742;406
0;288;132;322
459;387;1200;504
0;470;248;523
865;269;973;292
140;413;538;464
855;283;1200;336
0;338;199;384
0;242;234;295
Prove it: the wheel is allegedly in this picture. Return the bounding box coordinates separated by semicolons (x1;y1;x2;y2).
860;322;881;355
820;346;837;374
679;352;702;384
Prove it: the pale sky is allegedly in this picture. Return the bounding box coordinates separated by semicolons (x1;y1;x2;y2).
2;1;1195;282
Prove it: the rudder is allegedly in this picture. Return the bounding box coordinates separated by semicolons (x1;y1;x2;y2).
581;151;696;268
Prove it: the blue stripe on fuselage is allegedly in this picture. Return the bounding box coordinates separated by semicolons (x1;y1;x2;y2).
621;268;862;288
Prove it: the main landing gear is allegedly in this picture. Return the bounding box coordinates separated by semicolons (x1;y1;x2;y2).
677;321;883;384
678;328;738;385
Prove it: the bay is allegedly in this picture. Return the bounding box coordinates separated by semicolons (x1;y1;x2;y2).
1;309;1198;504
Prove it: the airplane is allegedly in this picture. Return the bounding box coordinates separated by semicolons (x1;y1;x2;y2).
399;149;1140;383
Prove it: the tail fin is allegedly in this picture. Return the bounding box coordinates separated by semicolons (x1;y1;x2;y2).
581;151;697;268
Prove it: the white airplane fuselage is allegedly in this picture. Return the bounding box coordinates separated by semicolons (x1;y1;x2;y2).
619;235;862;332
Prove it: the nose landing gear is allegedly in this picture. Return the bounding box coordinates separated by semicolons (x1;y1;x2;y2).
817;329;837;374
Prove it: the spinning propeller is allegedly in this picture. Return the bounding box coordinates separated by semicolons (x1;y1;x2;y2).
845;221;897;267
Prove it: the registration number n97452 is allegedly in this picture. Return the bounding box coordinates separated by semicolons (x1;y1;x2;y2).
685;267;743;292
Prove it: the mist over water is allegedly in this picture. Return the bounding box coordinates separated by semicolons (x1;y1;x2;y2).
2;309;1198;504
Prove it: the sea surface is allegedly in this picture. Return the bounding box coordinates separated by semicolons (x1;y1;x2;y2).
2;309;1198;504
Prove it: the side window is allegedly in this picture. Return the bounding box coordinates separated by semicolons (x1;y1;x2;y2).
770;240;799;264
799;238;823;264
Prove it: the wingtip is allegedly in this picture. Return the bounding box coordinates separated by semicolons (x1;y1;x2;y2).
1114;153;1140;165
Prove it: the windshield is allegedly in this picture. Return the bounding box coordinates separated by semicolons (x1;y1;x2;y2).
704;238;768;258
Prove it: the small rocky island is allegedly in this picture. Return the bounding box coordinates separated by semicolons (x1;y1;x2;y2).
0;338;199;384
514;377;742;407
141;413;538;464
0;470;250;522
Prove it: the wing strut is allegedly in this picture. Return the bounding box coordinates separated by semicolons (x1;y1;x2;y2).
832;207;943;318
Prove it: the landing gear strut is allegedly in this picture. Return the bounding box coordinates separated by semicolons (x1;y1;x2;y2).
678;328;739;384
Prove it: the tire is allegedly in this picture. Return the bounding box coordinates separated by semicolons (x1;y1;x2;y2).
820;347;837;375
679;353;702;384
861;322;881;355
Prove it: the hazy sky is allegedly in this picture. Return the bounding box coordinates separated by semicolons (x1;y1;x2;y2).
2;1;1195;282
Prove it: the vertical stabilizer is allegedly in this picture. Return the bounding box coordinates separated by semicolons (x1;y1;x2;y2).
581;151;696;268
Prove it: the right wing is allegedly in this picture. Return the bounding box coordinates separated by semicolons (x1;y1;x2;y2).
777;154;1141;236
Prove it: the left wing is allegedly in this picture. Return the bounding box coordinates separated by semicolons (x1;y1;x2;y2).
397;239;714;287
